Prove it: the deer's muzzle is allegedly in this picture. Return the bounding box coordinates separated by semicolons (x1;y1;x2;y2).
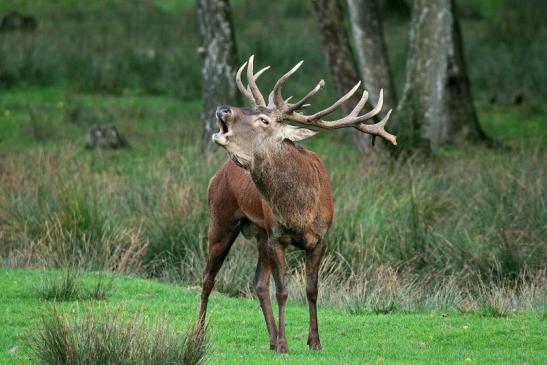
212;106;232;146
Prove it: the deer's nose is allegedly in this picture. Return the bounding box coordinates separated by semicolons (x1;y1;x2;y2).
216;106;231;120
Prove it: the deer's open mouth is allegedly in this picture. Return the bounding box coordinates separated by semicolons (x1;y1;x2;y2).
212;116;231;146
218;116;229;135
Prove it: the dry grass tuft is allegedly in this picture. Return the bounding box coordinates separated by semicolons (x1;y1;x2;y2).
30;308;208;365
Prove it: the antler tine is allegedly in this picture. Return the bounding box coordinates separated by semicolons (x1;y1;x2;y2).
246;66;271;95
236;61;255;104
286;80;325;113
254;65;270;80
355;109;397;145
247;55;267;106
349;89;369;117
354;89;384;122
268;60;304;108
307;81;361;120
305;88;383;128
236;59;271;106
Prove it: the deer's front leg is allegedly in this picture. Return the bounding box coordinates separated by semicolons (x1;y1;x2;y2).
305;240;325;350
254;235;278;350
269;239;288;353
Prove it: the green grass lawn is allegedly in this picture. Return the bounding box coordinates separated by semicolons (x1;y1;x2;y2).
1;269;544;365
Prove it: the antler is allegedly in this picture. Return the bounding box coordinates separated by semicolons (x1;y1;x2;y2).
234;57;397;145
286;87;396;145
235;55;270;107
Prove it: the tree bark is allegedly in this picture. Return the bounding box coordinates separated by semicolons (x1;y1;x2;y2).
347;0;397;113
311;0;381;156
394;0;488;151
197;0;239;148
311;0;360;112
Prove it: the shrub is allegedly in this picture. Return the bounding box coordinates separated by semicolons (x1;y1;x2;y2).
30;309;208;365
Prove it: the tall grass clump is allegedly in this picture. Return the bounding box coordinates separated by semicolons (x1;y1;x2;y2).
34;270;113;301
328;145;546;278
286;254;546;314
135;149;213;274
30;309;208;365
35;269;82;302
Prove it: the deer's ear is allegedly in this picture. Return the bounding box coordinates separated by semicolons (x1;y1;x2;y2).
282;125;318;142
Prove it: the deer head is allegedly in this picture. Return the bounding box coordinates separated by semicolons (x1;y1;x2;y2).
212;55;396;167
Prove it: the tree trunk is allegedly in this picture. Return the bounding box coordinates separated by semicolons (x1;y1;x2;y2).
394;0;488;151
197;0;239;148
311;0;380;156
347;0;397;114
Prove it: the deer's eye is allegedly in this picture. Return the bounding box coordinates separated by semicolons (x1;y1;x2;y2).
258;117;269;125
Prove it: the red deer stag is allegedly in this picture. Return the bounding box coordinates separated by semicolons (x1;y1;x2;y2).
198;55;397;353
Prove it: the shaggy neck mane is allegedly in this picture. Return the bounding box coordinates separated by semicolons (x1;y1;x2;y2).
249;140;321;231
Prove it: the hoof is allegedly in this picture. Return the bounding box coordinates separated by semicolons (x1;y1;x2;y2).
269;343;276;351
276;339;288;353
307;337;321;351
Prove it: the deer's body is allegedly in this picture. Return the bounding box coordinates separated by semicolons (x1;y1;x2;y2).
202;141;333;351
210;141;333;244
198;56;396;353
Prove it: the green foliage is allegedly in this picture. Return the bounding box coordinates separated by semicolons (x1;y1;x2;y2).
0;1;201;98
1;0;543;104
30;307;208;365
479;105;547;145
